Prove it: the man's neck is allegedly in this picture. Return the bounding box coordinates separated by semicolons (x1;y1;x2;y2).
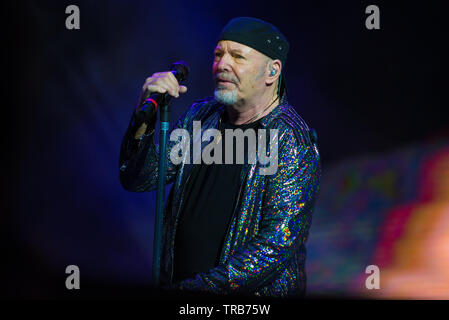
226;90;279;125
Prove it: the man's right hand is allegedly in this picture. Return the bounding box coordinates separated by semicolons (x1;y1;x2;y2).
140;71;188;100
134;71;188;139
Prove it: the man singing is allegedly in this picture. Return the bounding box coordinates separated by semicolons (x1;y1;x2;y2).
119;17;321;297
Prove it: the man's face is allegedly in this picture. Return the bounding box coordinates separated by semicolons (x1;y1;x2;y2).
212;40;269;106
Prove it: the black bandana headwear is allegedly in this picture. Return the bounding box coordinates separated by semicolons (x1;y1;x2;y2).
218;17;289;98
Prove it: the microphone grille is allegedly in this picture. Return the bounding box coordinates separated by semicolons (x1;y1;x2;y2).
171;61;190;82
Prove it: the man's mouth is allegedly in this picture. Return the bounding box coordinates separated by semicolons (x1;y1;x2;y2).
216;79;236;86
215;74;237;85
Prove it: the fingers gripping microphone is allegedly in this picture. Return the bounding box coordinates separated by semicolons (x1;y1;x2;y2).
135;61;189;123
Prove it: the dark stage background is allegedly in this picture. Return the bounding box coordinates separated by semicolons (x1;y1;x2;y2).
3;0;447;300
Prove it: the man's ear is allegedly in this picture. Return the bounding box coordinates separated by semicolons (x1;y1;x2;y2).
266;59;282;85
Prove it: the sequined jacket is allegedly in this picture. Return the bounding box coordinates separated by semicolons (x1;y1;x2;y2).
119;95;321;297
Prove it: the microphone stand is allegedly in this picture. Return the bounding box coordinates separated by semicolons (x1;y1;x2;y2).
152;93;171;287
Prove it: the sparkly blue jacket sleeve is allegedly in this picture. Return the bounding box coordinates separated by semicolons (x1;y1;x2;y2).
119;109;187;192
175;121;320;294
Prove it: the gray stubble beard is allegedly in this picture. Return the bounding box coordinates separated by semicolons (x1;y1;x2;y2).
214;88;238;105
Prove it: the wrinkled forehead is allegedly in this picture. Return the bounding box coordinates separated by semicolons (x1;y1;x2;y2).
214;40;265;58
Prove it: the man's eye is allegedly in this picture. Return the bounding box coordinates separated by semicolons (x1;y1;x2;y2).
235;55;244;59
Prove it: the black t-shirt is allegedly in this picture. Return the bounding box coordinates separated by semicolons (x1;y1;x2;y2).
173;112;261;282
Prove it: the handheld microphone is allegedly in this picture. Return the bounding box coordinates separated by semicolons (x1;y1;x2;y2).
135;61;189;123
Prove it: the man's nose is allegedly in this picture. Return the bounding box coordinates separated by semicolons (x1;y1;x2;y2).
214;53;232;73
